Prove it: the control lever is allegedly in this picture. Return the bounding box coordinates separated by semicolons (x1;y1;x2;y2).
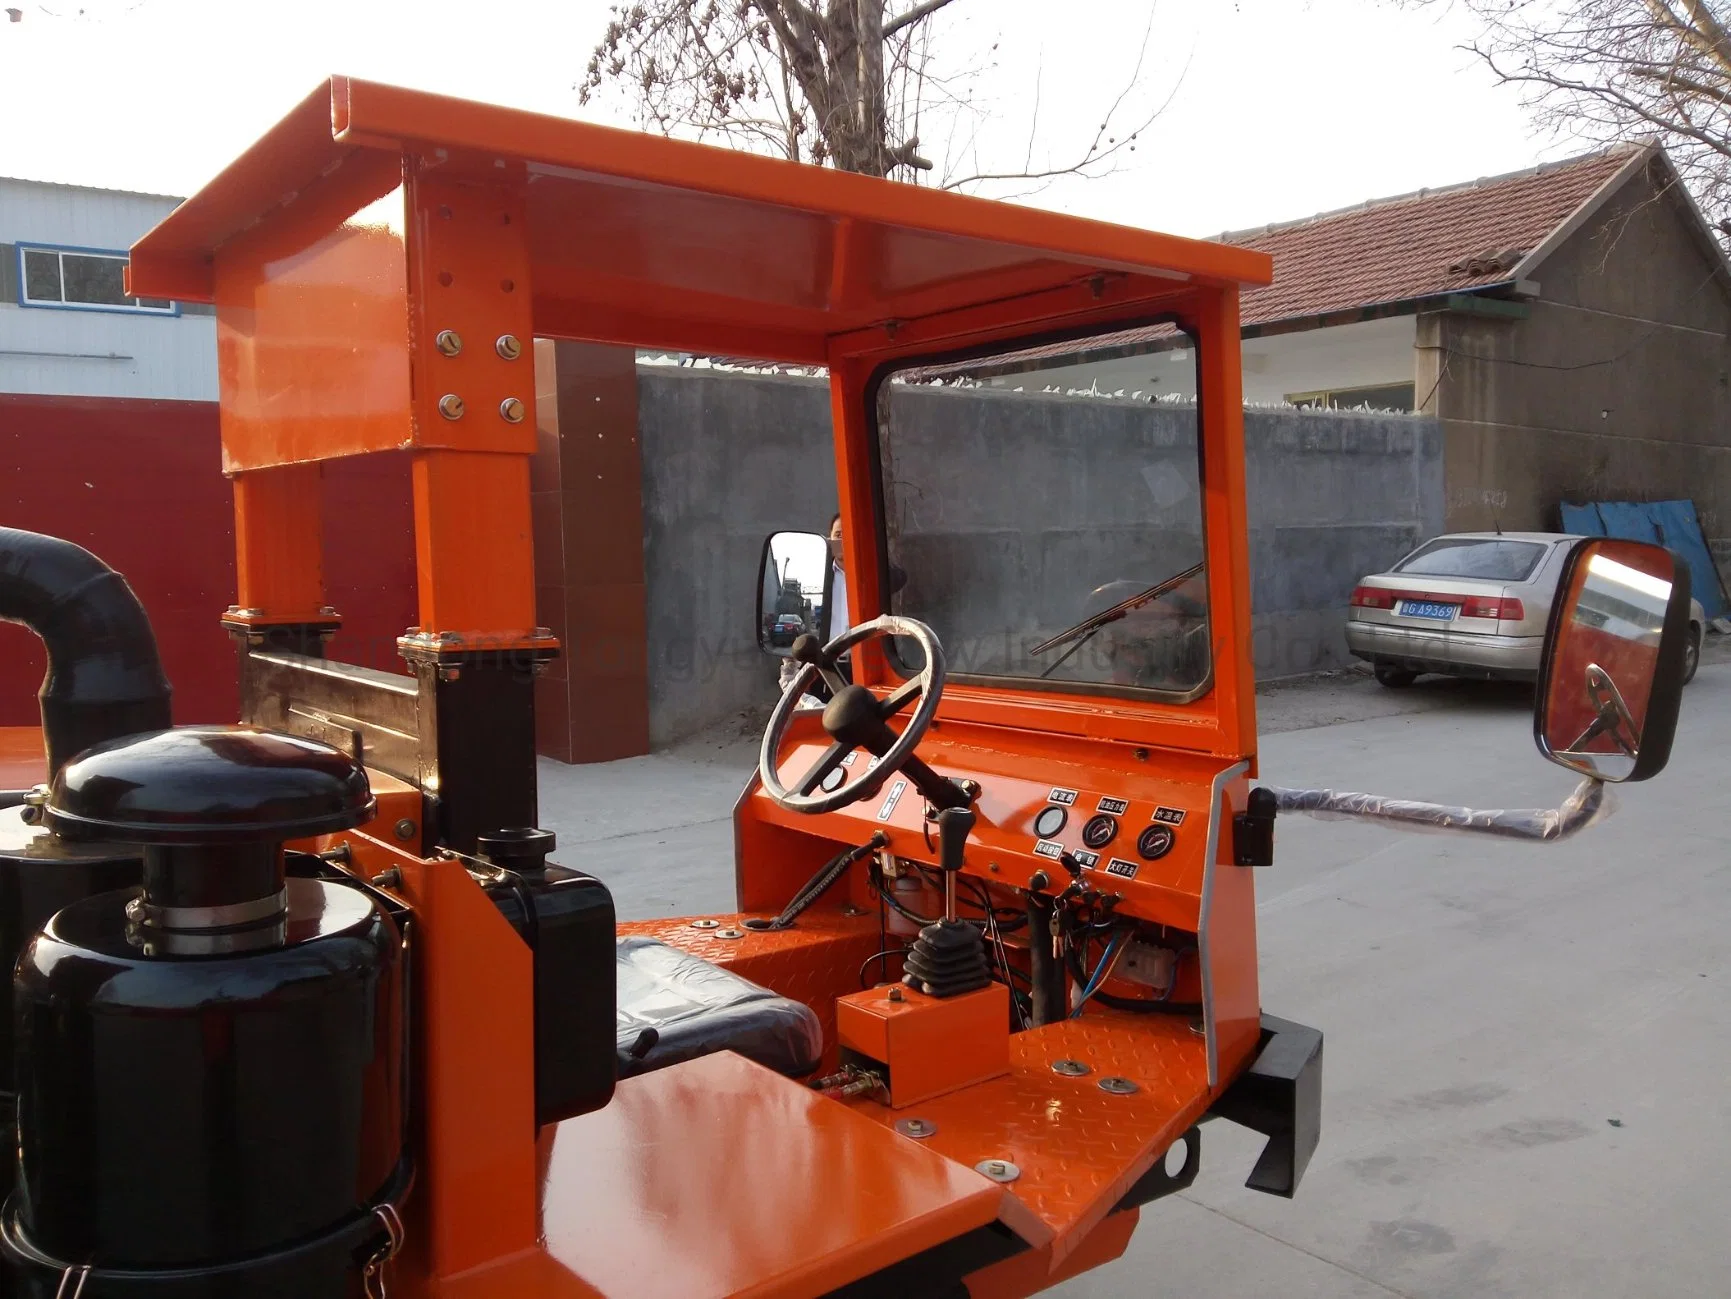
900;805;990;998
936;805;975;922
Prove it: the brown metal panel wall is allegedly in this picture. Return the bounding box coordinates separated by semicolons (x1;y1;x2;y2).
531;341;651;763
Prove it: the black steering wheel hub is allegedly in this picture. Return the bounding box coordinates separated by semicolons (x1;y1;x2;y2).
760;616;965;814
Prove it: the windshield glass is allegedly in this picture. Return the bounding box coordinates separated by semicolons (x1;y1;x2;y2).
1396;538;1547;582
876;324;1208;697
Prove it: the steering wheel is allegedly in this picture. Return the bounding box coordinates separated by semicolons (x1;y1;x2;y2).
759;616;949;814
1573;662;1640;757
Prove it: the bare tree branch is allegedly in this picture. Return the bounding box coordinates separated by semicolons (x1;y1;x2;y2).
579;0;1173;191
940;11;1172;192
884;0;959;39
1402;0;1731;220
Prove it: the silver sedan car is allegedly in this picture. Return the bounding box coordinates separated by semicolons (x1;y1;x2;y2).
1346;532;1705;687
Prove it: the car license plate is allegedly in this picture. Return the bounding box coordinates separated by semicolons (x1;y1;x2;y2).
1398;599;1457;621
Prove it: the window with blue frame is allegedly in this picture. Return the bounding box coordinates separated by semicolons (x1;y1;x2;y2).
16;244;176;315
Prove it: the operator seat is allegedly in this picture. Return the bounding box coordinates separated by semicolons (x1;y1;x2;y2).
615;937;823;1079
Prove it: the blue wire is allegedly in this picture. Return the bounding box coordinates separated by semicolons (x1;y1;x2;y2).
1071;932;1125;1018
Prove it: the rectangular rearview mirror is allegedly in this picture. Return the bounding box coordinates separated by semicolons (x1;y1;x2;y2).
757;531;830;657
1534;538;1691;782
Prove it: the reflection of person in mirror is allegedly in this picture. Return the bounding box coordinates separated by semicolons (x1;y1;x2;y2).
780;514;905;702
825;512;907;642
1090;573;1210;691
828;512;850;639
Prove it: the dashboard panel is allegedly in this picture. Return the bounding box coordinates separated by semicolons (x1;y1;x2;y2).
751;729;1240;932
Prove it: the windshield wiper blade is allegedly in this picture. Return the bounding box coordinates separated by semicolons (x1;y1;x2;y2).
1028;561;1204;659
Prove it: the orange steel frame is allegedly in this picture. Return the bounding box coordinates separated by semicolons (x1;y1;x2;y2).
130;78;1277;1298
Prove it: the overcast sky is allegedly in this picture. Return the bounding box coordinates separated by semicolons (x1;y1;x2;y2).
0;0;1558;237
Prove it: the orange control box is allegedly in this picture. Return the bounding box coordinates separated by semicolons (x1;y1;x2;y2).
837;983;1010;1109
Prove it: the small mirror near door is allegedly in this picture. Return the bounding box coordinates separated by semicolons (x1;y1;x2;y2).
1535;538;1691;782
757;531;829;657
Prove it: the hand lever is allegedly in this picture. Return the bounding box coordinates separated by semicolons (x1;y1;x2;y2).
936;805;975;922
789;633;851;697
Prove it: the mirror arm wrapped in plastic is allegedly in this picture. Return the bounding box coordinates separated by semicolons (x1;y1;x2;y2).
1264;777;1609;842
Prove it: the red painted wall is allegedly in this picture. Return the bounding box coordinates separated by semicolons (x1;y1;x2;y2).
0;394;417;727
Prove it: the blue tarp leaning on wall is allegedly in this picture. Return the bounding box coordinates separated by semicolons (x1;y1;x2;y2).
1558;499;1728;620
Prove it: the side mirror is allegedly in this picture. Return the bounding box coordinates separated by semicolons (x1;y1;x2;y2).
756;531;830;657
1535;538;1691;782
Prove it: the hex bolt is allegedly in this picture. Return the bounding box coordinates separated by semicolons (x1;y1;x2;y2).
1098;1076;1140;1095
393;818;417;842
975;1159;1021;1183
1051;1059;1091;1077
438;393;465;420
434;329;462;357
369;868;403;889
499;397;526;423
894;1118;937;1139
495;333;523;360
887;987;904;1002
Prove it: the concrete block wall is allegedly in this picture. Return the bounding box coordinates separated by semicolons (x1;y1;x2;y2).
638;370;836;747
635;367;1440;746
1247;410;1444;677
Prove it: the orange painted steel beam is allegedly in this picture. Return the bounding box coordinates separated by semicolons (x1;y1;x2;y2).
1195;285;1260;763
212;149;410;474
230;464;328;622
402;170;536;459
308;824;542;1284
408;451;539;642
131;78;1270;330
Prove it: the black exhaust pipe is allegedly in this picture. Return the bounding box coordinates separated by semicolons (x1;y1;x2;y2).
0;527;172;778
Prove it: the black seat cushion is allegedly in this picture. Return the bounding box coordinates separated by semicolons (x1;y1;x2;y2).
616;936;823;1079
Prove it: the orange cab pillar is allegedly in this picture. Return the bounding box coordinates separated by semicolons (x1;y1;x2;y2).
393;166;556;849
229;463;328;625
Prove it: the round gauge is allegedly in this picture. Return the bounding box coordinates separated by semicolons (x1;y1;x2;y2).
1137;824;1175;860
1033;804;1068;838
1081;814;1118;850
820;766;847;793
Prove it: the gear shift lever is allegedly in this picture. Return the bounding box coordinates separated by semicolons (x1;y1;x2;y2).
901;803;990;998
937;805;974;921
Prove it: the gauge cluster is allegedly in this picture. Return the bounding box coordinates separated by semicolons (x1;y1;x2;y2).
755;735;1230;931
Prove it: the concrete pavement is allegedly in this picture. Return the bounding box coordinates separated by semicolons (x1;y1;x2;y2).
538;662;1731;1298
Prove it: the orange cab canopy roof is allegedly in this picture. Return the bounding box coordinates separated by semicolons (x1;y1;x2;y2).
130;77;1272;365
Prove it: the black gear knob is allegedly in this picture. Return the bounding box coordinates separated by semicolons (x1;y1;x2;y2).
936;805;974;875
935;805;974;924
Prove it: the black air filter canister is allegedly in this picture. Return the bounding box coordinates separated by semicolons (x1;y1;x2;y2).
0;808;141;1297
1;726;409;1298
0;806;141;1095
